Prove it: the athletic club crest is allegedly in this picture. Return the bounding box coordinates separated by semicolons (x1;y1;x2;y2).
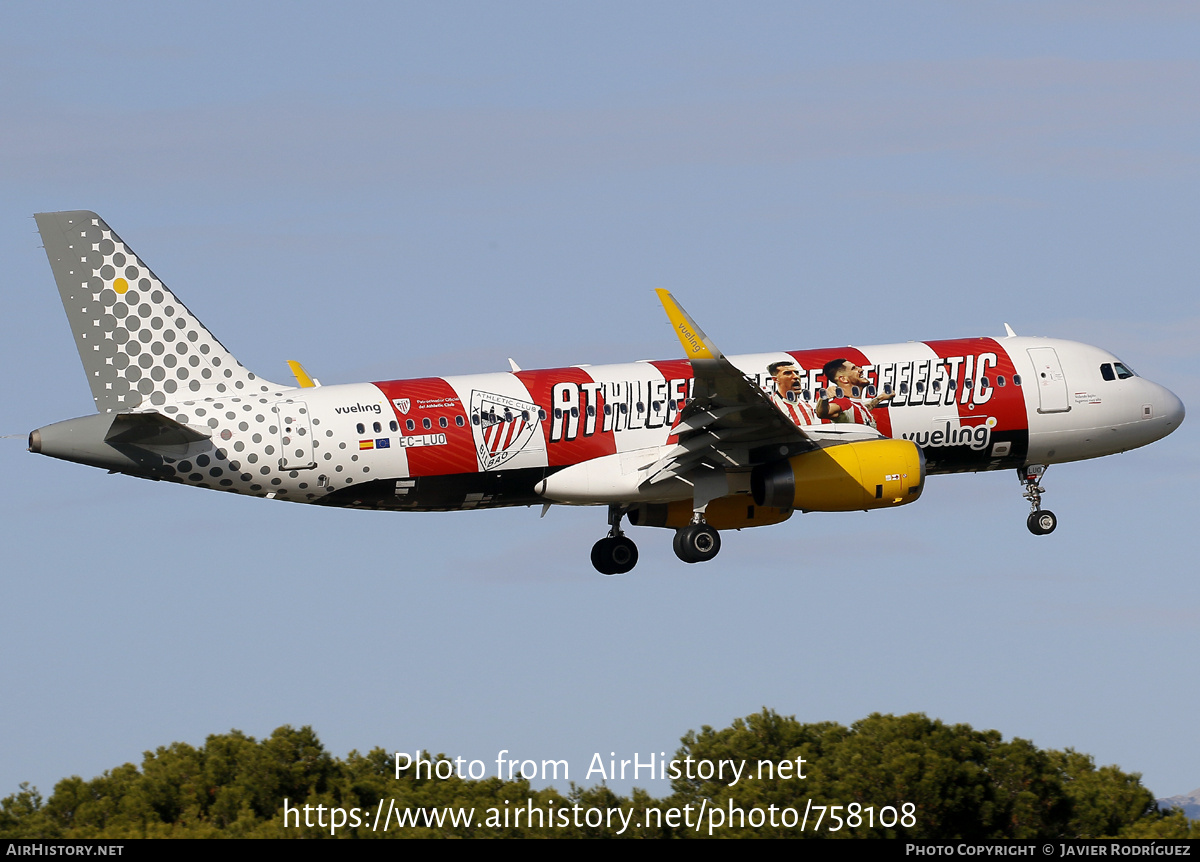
470;390;540;470
392;398;411;415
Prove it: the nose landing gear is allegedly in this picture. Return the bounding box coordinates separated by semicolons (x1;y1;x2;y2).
591;505;639;575
1027;510;1058;535
1019;465;1057;535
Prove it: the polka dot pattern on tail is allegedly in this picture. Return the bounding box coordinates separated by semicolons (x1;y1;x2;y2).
34;211;279;413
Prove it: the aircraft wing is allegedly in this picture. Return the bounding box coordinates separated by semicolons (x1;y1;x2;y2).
644;290;881;487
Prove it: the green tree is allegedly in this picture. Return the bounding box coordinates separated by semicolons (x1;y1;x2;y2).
0;713;1188;839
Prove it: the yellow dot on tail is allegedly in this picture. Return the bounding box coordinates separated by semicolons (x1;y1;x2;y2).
113;277;129;294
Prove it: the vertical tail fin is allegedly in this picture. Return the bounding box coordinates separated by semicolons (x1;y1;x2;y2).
35;211;280;412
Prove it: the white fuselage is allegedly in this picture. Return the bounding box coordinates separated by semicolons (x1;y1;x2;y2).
92;335;1179;512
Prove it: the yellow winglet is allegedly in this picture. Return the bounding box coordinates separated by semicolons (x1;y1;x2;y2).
286;360;318;388
655;289;723;360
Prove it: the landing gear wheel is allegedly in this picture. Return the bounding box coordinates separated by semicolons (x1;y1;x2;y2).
590;536;639;575
590;505;639;575
1026;510;1057;536
1018;466;1057;536
673;523;722;564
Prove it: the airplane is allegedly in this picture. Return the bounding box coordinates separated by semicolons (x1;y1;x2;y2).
28;211;1186;574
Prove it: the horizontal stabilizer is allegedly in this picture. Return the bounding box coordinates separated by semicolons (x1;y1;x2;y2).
30;411;209;475
105;411;210;457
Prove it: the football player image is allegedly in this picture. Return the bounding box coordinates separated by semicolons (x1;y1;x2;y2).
820;358;895;428
768;360;816;426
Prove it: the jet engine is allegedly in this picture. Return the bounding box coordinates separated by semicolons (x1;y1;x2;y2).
751;439;925;512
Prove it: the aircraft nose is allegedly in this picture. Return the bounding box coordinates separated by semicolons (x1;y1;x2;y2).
1159;385;1185;431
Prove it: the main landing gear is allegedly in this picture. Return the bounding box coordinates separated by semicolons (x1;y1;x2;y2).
1019;465;1057;536
673;520;721;564
591;505;639;575
589;507;725;573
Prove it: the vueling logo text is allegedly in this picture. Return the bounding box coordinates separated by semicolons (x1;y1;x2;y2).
902;417;997;451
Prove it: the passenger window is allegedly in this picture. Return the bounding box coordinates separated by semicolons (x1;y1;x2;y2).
389;420;398;432
538;409;547;421
456;415;465;427
439;416;448;428
979;377;989;389
422;417;431;430
570;406;579;418
932;380;941;393
553;408;562;419
948;380;957;392
899;382;908;394
636;402;645;413
406;419;415;431
471;414;480;426
586;405;595;417
1100;363;1115;381
356;423;364;434
603;404;611;416
835;387;845;398
1013;375;1022;386
801;389;811;401
964;378;973;390
620;404;628;414
916;382;924;393
997;376;1006;387
373;421;381;433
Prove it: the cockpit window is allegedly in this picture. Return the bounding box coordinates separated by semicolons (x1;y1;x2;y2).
1100;363;1115;381
1113;362;1135;379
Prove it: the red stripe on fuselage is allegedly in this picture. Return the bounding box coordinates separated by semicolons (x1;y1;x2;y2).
647;359;694;444
515;367;616;467
922;338;1027;434
372;378;478;476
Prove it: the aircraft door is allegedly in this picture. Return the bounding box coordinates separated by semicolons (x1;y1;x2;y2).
274;400;317;469
1027;347;1070;414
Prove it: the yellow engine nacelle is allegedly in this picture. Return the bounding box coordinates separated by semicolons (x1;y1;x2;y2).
628;496;794;530
751;439;925;512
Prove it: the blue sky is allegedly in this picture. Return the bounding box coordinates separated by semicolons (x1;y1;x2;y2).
2;1;1198;803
